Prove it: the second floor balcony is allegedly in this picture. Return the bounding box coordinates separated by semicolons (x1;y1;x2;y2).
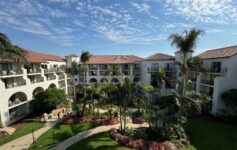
201;79;214;86
147;67;159;72
0;69;23;78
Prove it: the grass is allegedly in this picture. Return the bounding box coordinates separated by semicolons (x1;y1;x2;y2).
187;117;237;150
0;118;44;146
30;122;97;150
67;131;133;150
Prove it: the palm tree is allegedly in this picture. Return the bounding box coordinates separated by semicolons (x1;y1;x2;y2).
168;28;204;124
0;33;27;61
66;62;80;103
187;56;203;71
80;51;91;86
143;85;154;128
106;64;121;84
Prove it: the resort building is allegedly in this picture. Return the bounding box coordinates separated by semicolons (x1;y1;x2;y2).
66;46;237;115
1;45;237;127
0;50;72;127
66;55;143;84
187;46;237;114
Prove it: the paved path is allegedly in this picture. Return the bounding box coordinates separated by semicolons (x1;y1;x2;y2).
0;118;60;150
51;123;149;150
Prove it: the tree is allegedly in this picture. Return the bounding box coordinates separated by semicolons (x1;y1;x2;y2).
143;85;155;128
187;57;203;71
80;51;91;86
0;33;27;61
221;89;237;113
134;82;147;113
106;64;121;84
66;62;80;102
31;88;69;115
168;28;204;124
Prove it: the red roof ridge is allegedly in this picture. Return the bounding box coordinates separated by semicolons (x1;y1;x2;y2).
145;53;174;61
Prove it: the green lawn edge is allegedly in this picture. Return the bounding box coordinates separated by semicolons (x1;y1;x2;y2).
0;118;44;146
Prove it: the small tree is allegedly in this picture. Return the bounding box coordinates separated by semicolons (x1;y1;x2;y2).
106;64;121;84
31;88;68;115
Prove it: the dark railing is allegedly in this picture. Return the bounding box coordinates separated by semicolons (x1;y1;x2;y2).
28;69;41;74
147;67;159;72
190;67;228;73
201;79;214;85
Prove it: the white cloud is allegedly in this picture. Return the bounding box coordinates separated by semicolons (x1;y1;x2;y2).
164;0;237;24
131;2;151;13
206;29;224;33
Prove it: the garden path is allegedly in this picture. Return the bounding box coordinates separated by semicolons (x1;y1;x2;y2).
0;118;60;150
51;122;148;150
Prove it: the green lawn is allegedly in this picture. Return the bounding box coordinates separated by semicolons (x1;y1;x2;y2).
67;131;133;150
0;118;44;146
187;117;237;150
30;123;97;150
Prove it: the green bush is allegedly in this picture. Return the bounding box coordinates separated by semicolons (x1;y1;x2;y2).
30;88;69;115
153;95;175;109
221;89;237;106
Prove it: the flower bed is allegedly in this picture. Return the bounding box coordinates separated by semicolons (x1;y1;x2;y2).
132;117;143;124
62;116;119;125
110;128;176;150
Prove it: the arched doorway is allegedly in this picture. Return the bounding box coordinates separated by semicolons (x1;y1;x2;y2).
8;92;27;107
111;78;119;83
32;87;44;97
89;78;97;84
48;83;56;89
100;78;108;83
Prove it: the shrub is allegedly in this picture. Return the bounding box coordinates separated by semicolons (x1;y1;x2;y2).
221;89;237;107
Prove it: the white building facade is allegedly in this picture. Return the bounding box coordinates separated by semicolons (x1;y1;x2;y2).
0;50;72;127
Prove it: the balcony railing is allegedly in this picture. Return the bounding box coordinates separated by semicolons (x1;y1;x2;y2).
31;78;44;84
27;69;41;74
189;67;228;73
44;68;57;73
147;67;159;72
9;99;27;107
58;75;65;80
201;79;214;85
0;70;23;76
6;80;26;89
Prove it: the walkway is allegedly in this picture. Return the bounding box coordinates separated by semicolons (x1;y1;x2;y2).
0;118;60;150
51;123;149;150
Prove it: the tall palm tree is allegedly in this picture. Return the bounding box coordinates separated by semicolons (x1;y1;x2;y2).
168;28;204;124
0;33;27;61
66;62;80;103
187;56;203;71
106;64;121;84
80;51;91;86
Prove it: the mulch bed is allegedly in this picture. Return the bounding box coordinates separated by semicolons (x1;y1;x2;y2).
62;116;119;125
110;128;176;150
132;117;144;124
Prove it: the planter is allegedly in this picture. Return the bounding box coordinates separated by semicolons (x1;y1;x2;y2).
132;117;143;124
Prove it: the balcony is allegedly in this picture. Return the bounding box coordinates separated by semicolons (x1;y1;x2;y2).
201;79;214;86
27;69;41;75
164;66;175;72
100;71;106;76
30;78;44;84
88;65;98;70
99;65;108;70
46;75;56;81
59;82;66;88
0;70;23;78
190;67;228;74
122;70;130;76
147;67;159;72
44;68;57;73
58;74;65;80
5;80;26;89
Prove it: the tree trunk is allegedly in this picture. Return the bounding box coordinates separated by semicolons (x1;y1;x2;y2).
119;105;123;131
72;75;76;103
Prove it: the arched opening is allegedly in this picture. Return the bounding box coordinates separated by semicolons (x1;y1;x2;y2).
32;87;44;97
100;78;108;83
8;92;27;107
89;78;97;83
111;78;119;83
133;77;140;83
48;83;56;89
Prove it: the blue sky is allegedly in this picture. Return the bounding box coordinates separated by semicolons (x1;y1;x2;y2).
1;0;237;58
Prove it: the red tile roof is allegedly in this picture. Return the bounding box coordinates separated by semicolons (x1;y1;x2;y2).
198;45;237;59
145;53;174;61
26;50;64;63
86;55;143;64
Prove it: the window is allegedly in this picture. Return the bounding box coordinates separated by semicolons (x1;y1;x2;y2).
211;62;221;72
